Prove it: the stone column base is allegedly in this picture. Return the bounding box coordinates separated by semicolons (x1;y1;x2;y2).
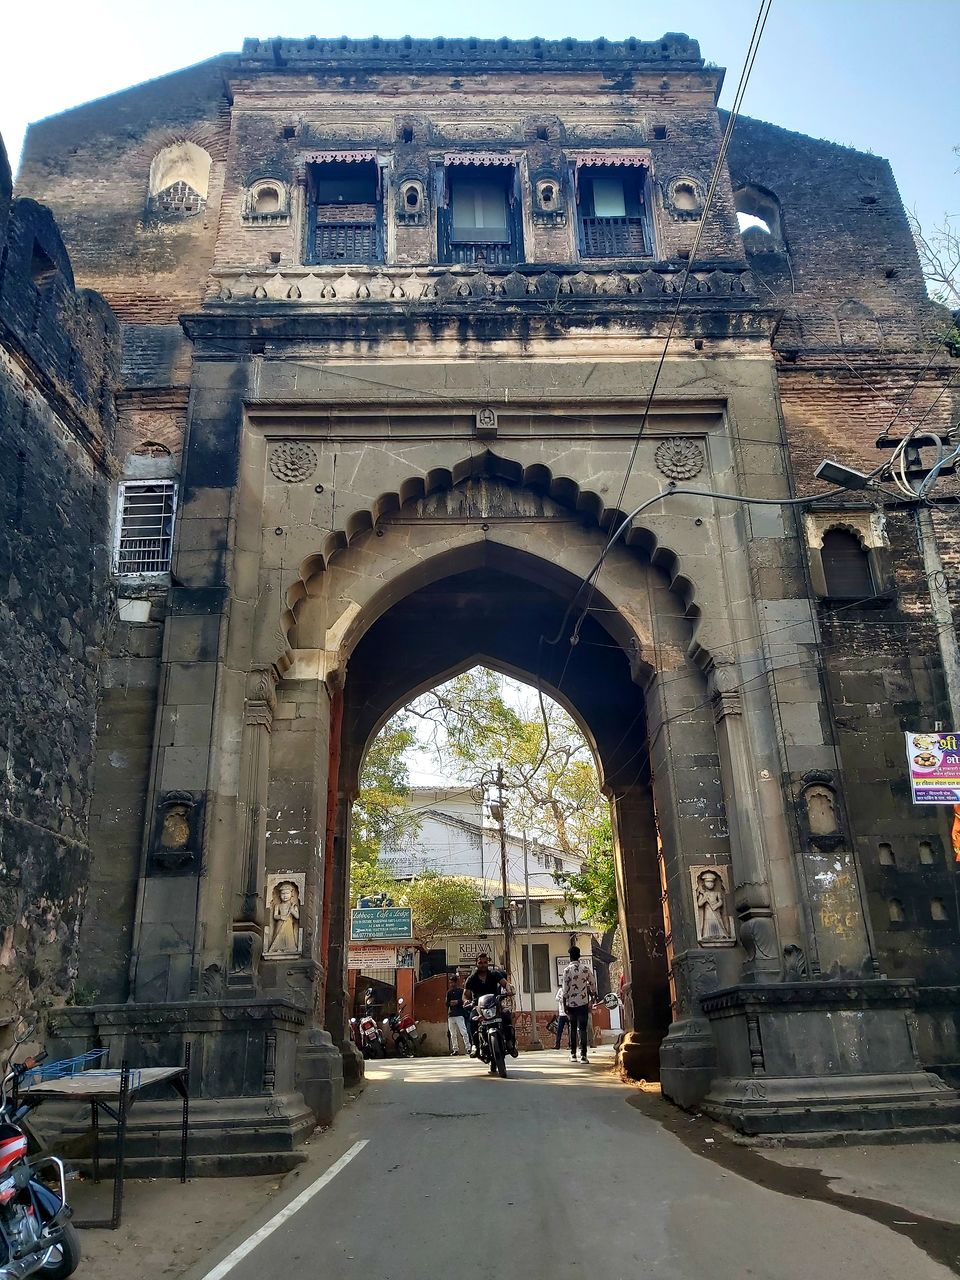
45;998;331;1175
699;979;960;1142
659;1017;718;1108
617;1030;664;1083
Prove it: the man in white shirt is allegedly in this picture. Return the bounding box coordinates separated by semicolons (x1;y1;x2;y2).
561;945;598;1063
553;986;569;1050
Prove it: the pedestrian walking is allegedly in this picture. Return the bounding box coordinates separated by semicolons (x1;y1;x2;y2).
552;986;569;1050
445;971;472;1056
561;945;598;1063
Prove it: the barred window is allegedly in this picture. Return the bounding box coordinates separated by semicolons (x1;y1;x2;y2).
114;481;177;575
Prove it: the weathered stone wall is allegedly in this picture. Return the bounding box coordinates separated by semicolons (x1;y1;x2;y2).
0;134;119;1027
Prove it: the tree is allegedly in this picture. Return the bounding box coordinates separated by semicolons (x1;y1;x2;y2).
349;716;420;904
553;812;619;932
406;667;608;859
398;871;487;951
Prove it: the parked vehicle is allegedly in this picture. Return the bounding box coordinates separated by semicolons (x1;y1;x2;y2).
0;1040;80;1279
381;998;423;1058
472;993;508;1078
357;1014;388;1059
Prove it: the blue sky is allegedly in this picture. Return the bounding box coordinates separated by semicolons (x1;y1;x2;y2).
2;0;956;238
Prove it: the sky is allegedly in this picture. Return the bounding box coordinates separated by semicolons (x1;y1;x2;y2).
1;0;957;237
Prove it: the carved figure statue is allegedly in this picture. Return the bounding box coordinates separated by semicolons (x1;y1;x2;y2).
695;870;733;943
266;880;301;956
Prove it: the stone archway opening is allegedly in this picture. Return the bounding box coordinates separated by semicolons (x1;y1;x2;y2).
326;550;675;1080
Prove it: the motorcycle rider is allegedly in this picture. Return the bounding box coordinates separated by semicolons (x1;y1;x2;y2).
464;952;518;1058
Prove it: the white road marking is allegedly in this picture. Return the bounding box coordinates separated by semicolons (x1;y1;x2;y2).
197;1139;369;1279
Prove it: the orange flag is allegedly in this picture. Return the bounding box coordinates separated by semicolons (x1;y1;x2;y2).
952;805;960;862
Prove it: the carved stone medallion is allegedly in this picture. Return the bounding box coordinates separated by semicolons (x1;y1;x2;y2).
269;442;318;483
654;437;704;481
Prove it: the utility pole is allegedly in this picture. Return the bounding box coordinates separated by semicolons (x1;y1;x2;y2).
481;764;511;972
522;830;543;1049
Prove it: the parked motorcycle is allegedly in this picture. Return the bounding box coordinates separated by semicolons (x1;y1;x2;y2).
0;1038;80;1279
472;993;508;1078
381;998;423;1058
356;1014;388;1059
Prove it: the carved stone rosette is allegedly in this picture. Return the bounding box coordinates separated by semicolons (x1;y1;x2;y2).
654;437;704;481
269;442;318;483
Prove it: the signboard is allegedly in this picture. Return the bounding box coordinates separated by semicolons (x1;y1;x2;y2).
905;731;960;804
556;954;595;990
350;907;413;942
450;938;493;970
348;945;396;970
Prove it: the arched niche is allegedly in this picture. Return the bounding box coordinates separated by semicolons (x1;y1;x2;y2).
733;183;785;252
148;140;212;215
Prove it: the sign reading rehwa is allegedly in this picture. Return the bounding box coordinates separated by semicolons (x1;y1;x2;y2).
350;906;414;941
905;731;960;804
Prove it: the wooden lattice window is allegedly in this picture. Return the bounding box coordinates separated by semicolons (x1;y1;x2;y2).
114;480;177;575
577;165;652;258
307;161;383;264
821;528;874;599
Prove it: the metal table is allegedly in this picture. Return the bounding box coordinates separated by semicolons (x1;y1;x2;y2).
22;1056;190;1229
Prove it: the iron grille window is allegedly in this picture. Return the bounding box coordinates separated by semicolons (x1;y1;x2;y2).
307;161;383;265
439;165;523;265
114;480;177;575
577;166;652;259
521;942;552;994
821;528;874;598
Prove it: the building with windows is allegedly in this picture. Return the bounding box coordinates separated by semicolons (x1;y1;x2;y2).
8;33;960;1160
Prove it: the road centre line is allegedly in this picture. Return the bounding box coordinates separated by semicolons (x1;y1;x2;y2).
197;1139;369;1280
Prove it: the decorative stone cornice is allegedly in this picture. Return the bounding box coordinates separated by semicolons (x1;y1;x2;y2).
209;261;755;308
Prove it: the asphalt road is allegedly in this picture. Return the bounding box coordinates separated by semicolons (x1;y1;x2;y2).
190;1047;955;1280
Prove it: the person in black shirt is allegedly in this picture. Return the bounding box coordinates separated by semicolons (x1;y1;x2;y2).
445;972;471;1056
463;953;518;1057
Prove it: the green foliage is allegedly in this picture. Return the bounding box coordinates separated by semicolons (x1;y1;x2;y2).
553;813;619;931
398;871;487;948
349;717;419;904
407;667;608;859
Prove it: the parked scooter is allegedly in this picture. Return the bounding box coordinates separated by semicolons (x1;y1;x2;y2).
381;998;424;1058
471;993;509;1078
0;1033;80;1278
356;1014;388;1059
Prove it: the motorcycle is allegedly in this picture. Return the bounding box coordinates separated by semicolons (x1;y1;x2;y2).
0;1038;80;1279
357;1014;388;1059
472;993;508;1078
381;998;423;1058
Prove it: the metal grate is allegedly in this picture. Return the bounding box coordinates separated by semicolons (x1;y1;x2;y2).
314;213;381;263
115;481;177;575
580;216;651;257
448;241;517;266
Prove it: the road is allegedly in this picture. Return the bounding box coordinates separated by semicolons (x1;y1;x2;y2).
188;1047;955;1280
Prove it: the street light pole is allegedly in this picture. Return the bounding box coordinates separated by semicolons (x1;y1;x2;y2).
480;764;511;972
522;830;542;1049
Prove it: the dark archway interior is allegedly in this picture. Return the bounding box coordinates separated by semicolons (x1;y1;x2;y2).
341;565;647;791
329;551;672;1069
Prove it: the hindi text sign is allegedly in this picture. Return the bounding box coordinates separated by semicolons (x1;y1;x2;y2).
905;731;960;804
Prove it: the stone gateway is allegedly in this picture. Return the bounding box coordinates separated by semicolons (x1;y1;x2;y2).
4;33;960;1166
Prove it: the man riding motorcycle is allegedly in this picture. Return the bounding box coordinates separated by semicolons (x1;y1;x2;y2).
464;953;518;1058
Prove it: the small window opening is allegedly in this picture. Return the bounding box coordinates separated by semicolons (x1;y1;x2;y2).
737;211;772;234
821;528;874;599
268;251;281;264
282;125;297;140
653;125;667;140
254;186;281;215
578;165;652;258
401;126;414;144
931;898;948;922
30;241;58;290
307;160;383;265
878;842;896;867
405;185;420;208
887;899;905;923
734;184;784;251
148;141;211;217
536;126;549;141
919;841;936;865
114;480;177;575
